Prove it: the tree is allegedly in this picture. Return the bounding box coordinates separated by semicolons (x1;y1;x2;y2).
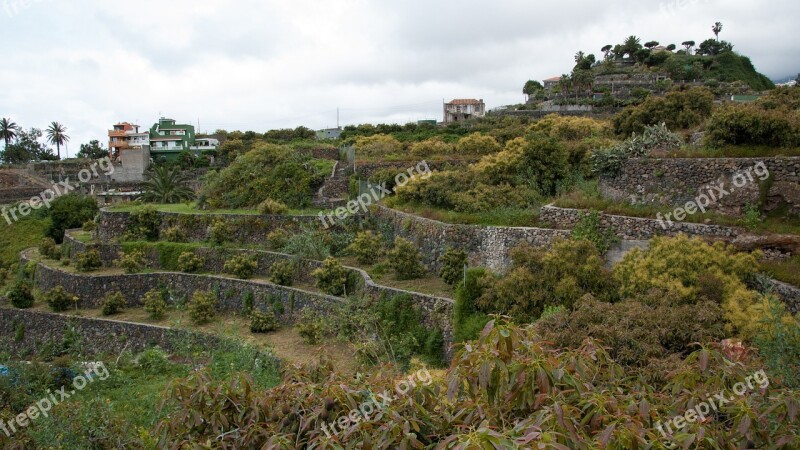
681;40;696;54
0;117;20;149
558;74;572;98
574;51;585;64
523;80;544;96
621;35;642;59
601;44;613;60
76;140;109;160
572;70;595;98
46;194;99;242
46;122;69;160
140;166;195;204
644;41;660;49
795;73;800;86
697;39;733;56
712;22;723;41
1;128;56;164
666;44;677;51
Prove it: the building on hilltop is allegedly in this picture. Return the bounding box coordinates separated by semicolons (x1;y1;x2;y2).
148;117;218;161
443;99;486;124
316;128;342;140
543;76;562;90
108;122;150;160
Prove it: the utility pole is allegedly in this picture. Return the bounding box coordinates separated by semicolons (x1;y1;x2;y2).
337;107;340;129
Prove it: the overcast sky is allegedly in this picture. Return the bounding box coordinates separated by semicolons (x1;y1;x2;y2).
0;0;797;153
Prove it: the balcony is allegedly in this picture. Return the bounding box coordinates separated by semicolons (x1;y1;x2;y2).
108;130;127;138
109;140;131;149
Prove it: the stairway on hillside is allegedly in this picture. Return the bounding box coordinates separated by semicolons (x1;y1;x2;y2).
314;162;351;209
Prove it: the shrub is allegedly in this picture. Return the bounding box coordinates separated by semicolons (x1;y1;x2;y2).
387;237;426;280
75;249;101;272
257;199;289;215
269;260;295;286
283;229;331;260
296;309;324;344
409;138;454;157
438;248;468;286
188;290;217;324
9;280;34;309
82;220;96;232
44;286;77;312
455;133;502;155
267;229;290;250
208;219;232;245
127;206;162;241
162;226;188;243
101;292;126;316
143;289;168;320
346;231;383;265
754;296;800;388
741;203;762;230
223;255;258;279
312;257;349;296
243;291;254;314
590;124;683;177
376;294;444;367
571;211;619;254
613;235;764;338
250;310;278;333
46;194;99;243
177;251;205;274
117;249;147;274
137;348;170;374
613;86;714;136
38;237;60;260
705;103;799;147
354;134;403;157
454;268;491;342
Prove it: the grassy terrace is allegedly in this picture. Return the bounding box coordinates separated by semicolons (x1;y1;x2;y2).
666;145;800;158
384;200;546;228
106;202;326;216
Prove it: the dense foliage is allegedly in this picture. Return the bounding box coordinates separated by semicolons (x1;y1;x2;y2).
46;194;99;243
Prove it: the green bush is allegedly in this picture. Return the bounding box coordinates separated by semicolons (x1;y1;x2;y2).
250;310;278;333
38;237;60;260
137;348;170;374
116;249;147;274
705;103;799;147
243;291;254;314
75;249;101;272
755;296;800;388
571;211;619;254
453;268;491;342
257;199;289;215
126;206;162;241
387;237;426;280
312;257;349;296
613;86;714;136
283;229;331;260
9;280;34;309
223;255;258;279
208;219;232;245
162;226;188;243
438;248;467;286
267;229;290;250
346;231;383;264
269;260;295;286
81;220;96;232
376;294;444;367
46;194;99;243
101;292;126;316
177;251;205;273
455;133;502;155
296;309;324;344
44;286;77;312
188;290;217;324
143;289;168;320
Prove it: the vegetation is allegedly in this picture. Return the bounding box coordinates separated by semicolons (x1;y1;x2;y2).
312;257;350;296
438;247;467;286
387;237;426;280
116;249;147;274
346;231;383;264
143;289;168;319
177;251;205;273
268;259;295;286
46;194;99;243
139;166;195;204
257;198;289;215
100;291;126;316
75;248;101;272
8;280;34;309
188;290;217;324
249;309;278;333
43;286;76;312
223;254;258;279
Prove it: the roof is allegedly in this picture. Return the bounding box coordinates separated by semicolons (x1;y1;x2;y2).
543;76;562;82
447;99;483;105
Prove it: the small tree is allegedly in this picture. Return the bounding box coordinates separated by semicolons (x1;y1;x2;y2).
438;248;468;286
117;249;147;274
143;289;168;320
346;231;383;265
178;252;205;273
387;237;426;280
76;249;102;272
257;199;288;215
250;310;278;333
269;260;295;286
224;255;258;279
44;286;77;312
312;257;349;296
9;280;34;309
101;292;126;316
712;22;723;41
188;290;217;324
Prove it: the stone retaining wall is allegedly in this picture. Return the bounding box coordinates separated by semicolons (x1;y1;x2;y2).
371;206;570;272
540;205;742;240
0;307;241;358
601;157;800;215
768;280;800;314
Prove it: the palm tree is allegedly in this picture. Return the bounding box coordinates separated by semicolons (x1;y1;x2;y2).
139;166;195;204
46;122;69;160
574;51;585;64
622;35;641;59
712;22;723;41
0;117;20;148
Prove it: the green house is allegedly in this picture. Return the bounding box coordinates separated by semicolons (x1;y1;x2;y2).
149;117;197;161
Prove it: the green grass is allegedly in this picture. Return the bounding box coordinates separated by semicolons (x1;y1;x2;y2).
107;202;324;216
386;202;542;227
0;213;48;269
667;145;800;158
761;255;800;287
